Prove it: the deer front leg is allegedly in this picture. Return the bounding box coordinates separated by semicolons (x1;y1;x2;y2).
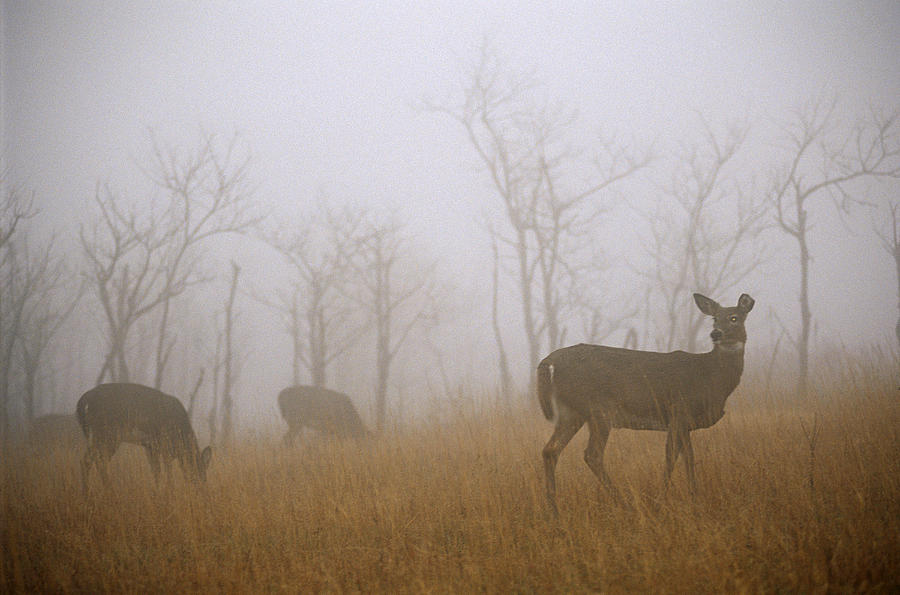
664;423;697;494
89;438;118;492
681;431;696;495
81;447;98;496
584;416;617;498
664;424;686;490
542;405;583;517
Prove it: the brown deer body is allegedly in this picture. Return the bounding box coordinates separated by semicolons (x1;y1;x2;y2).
76;383;212;493
538;293;754;514
278;385;369;445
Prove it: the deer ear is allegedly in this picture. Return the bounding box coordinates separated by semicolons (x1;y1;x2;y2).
737;294;755;313
693;293;719;316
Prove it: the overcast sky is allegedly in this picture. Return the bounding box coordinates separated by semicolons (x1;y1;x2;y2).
6;2;898;217
2;1;899;414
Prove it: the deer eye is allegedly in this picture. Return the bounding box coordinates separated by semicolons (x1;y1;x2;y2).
729;315;738;323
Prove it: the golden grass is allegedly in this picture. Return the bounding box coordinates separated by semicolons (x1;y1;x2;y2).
3;358;899;593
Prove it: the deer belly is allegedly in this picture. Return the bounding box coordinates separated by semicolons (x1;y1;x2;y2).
608;406;669;430
119;427;152;445
691;407;726;429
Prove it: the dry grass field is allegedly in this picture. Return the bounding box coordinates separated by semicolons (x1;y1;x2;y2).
3;352;898;593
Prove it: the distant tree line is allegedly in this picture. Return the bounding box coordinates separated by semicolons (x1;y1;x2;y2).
426;42;900;400
2;49;899;445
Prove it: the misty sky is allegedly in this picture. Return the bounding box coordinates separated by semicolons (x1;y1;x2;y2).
2;2;900;417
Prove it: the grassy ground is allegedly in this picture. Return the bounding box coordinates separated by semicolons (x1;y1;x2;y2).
3;357;898;592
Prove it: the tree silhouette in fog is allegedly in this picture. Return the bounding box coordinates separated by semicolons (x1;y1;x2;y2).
638;118;767;353
81;131;260;389
426;41;650;390
262;200;363;389
769;99;900;398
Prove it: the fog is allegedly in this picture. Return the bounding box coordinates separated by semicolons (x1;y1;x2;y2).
2;2;899;432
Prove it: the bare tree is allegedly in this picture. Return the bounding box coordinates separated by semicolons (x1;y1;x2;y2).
532;133;650;353
769;100;900;397
640;119;768;352
262;202;363;388
874;199;900;350
0;179;36;252
208;324;222;446
16;238;81;424
144;130;258;389
426;41;649;378
219;261;240;445
339;208;436;433
488;228;513;402
0;180;37;439
81;130;258;389
80;183;166;383
1;183;79;436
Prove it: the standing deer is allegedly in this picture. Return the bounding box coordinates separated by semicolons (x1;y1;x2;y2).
278;385;369;445
76;383;212;493
539;293;754;514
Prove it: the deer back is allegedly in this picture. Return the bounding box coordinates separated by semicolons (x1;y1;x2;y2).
542;343;743;430
278;386;367;438
77;383;201;459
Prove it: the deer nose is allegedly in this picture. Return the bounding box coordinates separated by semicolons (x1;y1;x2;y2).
710;329;723;342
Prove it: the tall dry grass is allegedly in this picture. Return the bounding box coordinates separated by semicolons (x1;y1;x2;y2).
3;352;898;593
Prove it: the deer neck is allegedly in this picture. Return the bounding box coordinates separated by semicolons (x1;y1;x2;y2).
709;342;745;389
682;343;744;429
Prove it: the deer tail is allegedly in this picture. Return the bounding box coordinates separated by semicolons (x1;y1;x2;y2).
537;359;556;420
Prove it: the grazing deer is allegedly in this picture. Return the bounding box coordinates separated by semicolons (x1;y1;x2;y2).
26;414;84;454
76;383;212;493
278;385;369;445
538;293;754;514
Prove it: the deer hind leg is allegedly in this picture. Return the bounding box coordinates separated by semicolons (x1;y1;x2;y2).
80;445;97;496
283;424;300;447
82;436;115;494
664;425;695;493
682;433;696;494
144;446;163;485
542;403;584;516
584;416;617;497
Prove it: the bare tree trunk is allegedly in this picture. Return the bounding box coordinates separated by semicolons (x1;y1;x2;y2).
373;245;391;433
490;232;513;403
896;251;900;352
186;369;204;420
375;326;390;433
153;298;174;390
308;283;327;388
797;210;811;399
290;292;302;385
208;331;221;446
892;206;900;352
516;228;540;375
221;262;240;445
875;202;900;352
